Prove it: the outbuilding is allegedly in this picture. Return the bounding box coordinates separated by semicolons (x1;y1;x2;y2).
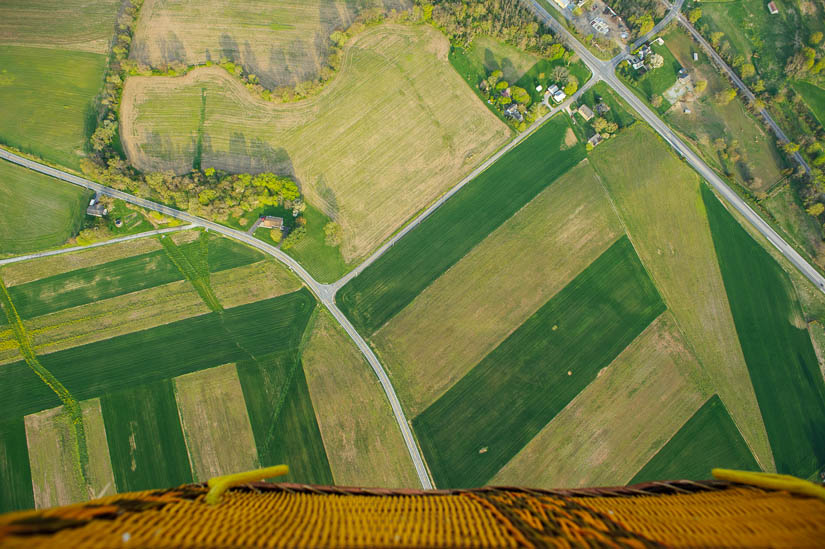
259;216;284;230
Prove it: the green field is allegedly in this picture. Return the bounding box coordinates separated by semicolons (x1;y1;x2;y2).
0;417;34;513
7;234;262;319
0;46;106;170
237;351;333;485
794;81;825;126
122;24;510;262
102;380;192;492
414;237;665;488
630;395;760;484
0;161;90;255
0;290;315;419
0;0;119;53
281;204;351;283
337;115;586;334
703;185;825;479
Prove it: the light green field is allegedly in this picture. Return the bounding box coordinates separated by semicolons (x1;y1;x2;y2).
493;312;710;488
303;310;418;487
132;0;365;88
0;0;119;53
764;186;825;268
121;24;510;261
0;46;106;170
589;124;774;471
174;364;260;481
0;161;90;255
24;398;115;509
465;35;540;84
794;80;825;127
373;161;624;416
663;27;785;193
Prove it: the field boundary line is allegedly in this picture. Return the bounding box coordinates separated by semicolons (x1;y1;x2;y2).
0;225;196;267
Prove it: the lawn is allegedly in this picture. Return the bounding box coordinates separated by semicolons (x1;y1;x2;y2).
7;234;262;319
589;124;774;471
174;364;260;480
282;204;351;283
663;26;786;193
576;81;636;129
101;380;192;492
303;310;419;487
132;0;364;89
794;80;825;127
0;417;34;513
0;160;90;255
373;161;624;416
414;237;665;488
621;42;681;113
493;313;709;488
462;35;541;85
337;114;586;335
630;395;760;483
703;184;825;479
0;0;119;53
0;46;106;170
237;351;333;485
0;290;316;419
122;24;510;262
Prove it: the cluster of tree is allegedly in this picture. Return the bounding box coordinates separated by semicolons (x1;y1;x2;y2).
592;116;618;136
604;0;665;38
477;68;550;130
416;0;570;58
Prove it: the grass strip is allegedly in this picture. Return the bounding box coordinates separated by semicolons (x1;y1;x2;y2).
0;275;89;486
630;395;760;483
702;185;825;478
160;232;222;312
414;237;665;488
337;115;585;334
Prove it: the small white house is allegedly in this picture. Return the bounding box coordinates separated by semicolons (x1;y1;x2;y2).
553;89;567;103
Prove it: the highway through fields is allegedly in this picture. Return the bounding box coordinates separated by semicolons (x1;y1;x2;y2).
525;0;825;293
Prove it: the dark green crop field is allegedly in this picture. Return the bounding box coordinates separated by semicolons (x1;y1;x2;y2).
630;395;759;484
703;185;825;479
337;115;586;334
102;380;192;492
0;417;34;513
238;352;333;485
0;289;315;418
414;237;665;488
7;234;262;319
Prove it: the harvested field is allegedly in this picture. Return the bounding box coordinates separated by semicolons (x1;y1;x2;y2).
131;0;407;88
0;418;34;513
303;310;418;487
414;238;665;488
102;380;192;492
1;236;163;287
630;395;760;483
0;161;90;256
174;364;259;480
0;0;119;53
0;290;316;419
237;351;333;485
121;24;510;261
703;185;825;479
24;398;115;508
589;124;774;471
374;161;623;415
338;115;585;334
492;313;709;488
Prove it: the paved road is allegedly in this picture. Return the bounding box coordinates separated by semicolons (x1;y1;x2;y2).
0;225;195;266
0;147;434;489
333;79;596;290
671;9;810;174
526;0;825;293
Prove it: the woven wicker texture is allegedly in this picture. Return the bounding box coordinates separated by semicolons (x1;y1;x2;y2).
1;482;824;548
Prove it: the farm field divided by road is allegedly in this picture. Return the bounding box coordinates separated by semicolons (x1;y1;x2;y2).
0;230;417;511
121;24;511;263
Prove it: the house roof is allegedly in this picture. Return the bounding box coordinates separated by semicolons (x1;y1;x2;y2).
578;104;595;119
259;216;284;229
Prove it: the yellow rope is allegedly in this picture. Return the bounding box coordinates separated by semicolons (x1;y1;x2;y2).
206;465;289;505
713;468;825;502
